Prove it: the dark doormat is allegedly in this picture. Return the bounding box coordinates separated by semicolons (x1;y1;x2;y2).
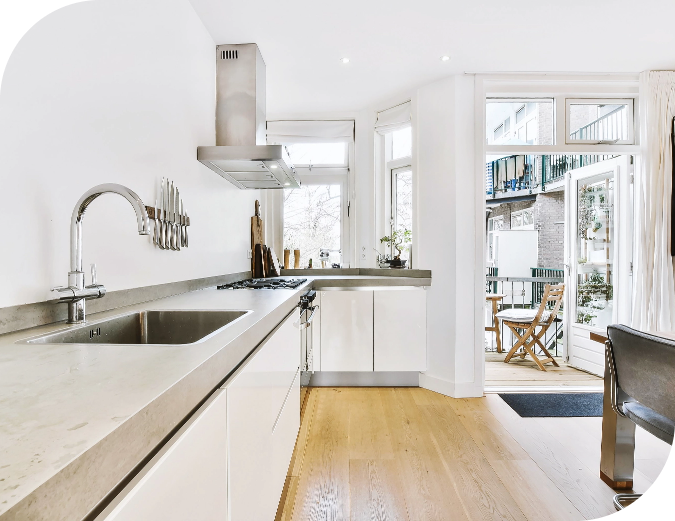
499;393;603;417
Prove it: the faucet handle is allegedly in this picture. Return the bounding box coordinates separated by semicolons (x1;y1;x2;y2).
90;263;97;286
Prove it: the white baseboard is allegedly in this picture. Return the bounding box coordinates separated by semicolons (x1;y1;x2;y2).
309;371;420;387
419;373;483;398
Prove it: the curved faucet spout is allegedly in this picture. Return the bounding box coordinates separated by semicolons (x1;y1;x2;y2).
70;183;149;274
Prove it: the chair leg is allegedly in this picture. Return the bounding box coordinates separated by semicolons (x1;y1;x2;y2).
503;325;526;363
534;335;559;367
522;340;548;371
492;300;502;353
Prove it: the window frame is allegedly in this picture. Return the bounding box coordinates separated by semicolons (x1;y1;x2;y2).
564;98;635;145
283;142;349;169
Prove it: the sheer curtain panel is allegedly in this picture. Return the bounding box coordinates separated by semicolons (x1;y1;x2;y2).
632;71;675;331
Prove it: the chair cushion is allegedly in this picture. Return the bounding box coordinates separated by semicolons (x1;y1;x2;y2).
495;308;551;324
622;401;674;445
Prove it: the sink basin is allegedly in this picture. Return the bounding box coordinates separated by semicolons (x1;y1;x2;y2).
23;310;250;345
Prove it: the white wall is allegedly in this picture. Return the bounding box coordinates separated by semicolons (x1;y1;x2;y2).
0;0;259;308
415;75;482;397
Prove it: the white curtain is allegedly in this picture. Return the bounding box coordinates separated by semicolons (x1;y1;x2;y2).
632;71;675;331
374;101;411;134
267;120;354;144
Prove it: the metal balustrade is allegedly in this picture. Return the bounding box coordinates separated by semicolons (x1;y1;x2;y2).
485;275;564;356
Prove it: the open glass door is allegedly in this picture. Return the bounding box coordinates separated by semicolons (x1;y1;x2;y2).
565;157;632;376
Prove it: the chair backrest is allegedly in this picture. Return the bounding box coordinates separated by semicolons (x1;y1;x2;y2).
534;283;564;326
607;324;675;421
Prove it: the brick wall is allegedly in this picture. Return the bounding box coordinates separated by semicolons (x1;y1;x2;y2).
534;191;565;268
487;190;565;268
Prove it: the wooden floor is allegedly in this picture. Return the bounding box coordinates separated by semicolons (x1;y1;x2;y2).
276;387;671;521
485;352;603;389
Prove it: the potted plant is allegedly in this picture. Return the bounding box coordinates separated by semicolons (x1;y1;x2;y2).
380;229;412;268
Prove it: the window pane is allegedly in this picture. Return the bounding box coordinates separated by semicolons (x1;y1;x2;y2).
285;143;347;166
391;126;412;159
283;185;341;268
486;99;554;146
394;169;413;261
575;173;614;328
568;103;630;142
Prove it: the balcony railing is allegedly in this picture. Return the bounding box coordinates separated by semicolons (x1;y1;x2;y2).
486;154;618;198
570;105;628;142
485;273;564;355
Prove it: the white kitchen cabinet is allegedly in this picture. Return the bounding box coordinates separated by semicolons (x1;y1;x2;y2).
97;309;300;521
226;310;300;521
374;289;427;371
320;290;374;371
98;390;228;521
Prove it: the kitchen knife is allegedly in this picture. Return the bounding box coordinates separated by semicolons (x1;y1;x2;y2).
180;200;184;247
185;208;189;247
169;181;175;250
153;198;159;246
163;178;169;249
175;187;181;251
158;178;165;249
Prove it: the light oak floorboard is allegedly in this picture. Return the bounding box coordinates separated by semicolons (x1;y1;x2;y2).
489;459;585;521
280;388;670;521
346;388;395;460
349;459;409;521
291;388;351;521
480;394;616;519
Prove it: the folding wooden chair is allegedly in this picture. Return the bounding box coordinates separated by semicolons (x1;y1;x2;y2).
496;283;565;371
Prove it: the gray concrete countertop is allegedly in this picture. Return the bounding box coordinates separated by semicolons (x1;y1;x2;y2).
0;274;429;520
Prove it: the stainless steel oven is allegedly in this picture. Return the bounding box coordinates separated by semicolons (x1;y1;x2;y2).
297;290;318;416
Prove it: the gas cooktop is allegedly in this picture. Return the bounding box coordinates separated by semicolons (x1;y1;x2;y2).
217;278;308;290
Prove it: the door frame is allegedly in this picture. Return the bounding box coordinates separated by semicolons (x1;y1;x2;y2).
563;156;633;373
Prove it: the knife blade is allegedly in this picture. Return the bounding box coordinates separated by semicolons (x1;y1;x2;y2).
158;178;165;249
175;187;181;251
185;208;189;247
169;181;175;250
180;200;185;247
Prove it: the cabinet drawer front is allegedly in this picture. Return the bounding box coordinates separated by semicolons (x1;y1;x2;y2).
99;390;228;521
320;290;374;371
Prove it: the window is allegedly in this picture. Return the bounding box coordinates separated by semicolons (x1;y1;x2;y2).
283;185;341;268
511;208;534;230
392;167;412;245
391;126;412;160
285;142;348;167
565;99;634;144
487;216;505;263
494;124;504;141
485;99;554;145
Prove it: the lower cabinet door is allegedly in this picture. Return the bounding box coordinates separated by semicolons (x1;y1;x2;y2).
374;289;427;371
272;368;301;505
227;311;300;521
320;290;374;371
98;390;228;521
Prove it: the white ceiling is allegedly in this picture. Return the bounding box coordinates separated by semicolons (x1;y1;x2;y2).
189;0;675;116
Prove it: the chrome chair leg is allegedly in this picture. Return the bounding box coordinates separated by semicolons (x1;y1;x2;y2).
613;494;641;511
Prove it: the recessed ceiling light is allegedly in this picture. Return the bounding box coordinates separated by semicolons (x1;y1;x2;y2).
340;57;350;64
440;55;451;62
270;164;278;169
284;182;290;186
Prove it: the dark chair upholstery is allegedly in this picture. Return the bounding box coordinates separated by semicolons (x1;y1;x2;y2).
606;325;675;511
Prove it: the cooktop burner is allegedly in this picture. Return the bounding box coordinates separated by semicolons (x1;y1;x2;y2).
217;278;308;290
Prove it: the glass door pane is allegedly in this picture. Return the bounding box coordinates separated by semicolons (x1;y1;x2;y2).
574;173;614;328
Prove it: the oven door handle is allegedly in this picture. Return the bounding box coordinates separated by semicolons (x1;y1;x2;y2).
293;305;319;330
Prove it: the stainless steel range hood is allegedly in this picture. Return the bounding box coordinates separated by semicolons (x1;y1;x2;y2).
197;44;300;189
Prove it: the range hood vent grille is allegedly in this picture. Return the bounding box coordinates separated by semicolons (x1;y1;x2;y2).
221;50;238;60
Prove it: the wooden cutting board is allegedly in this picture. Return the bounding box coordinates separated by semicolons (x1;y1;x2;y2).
251;200;264;276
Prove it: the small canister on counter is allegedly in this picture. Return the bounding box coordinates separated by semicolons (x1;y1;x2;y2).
284;249;290;269
294;249;301;269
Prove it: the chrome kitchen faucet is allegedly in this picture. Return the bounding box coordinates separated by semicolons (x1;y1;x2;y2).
49;184;150;323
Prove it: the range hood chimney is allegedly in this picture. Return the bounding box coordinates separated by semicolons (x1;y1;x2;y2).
197;44;300;189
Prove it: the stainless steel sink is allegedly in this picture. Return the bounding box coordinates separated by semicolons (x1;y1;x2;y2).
23;310;250;345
